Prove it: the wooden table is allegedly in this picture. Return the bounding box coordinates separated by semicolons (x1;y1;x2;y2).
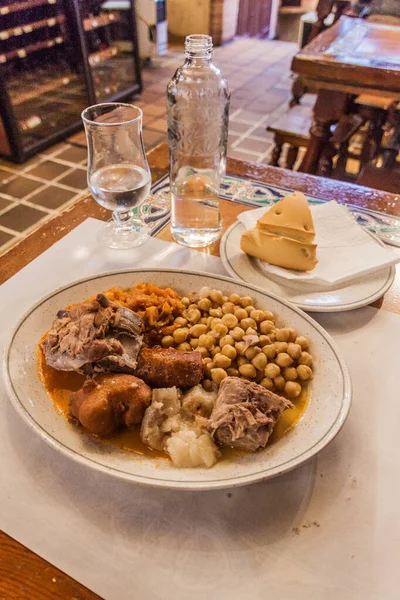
291;16;400;175
1;143;400;599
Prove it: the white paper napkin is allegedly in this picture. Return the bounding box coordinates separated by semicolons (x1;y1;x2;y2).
238;201;400;287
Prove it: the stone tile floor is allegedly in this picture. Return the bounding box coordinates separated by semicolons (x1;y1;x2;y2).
0;37;300;256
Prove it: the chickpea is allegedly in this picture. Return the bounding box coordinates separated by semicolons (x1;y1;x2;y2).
252;352;267;371
241;317;257;330
210;317;222;329
189;303;200;311
199;317;209;325
222;295;228;303
173;328;188;344
222;313;238;329
274;375;286;391
161;335;174;348
181;296;190;306
234;307;248;321
222;302;235;314
190;338;199;349
211;345;222;358
174;316;188;327
210;307;223;318
222;345;237;360
211;368;227;385
276;352;294;368
283;367;298;381
210;289;224;304
245;346;261;360
296;336;309;350
265;363;281;379
246;327;258;336
198;333;214;350
287;343;302;360
220;334;234;348
235;341;246;355
284;381;302;399
250;309;264;323
198;297;212;311
240;296;253;308
213;322;228;338
269;331;276;342
207;316;214;326
187;308;201;324
237;356;249;367
260;320;275;334
245;305;255;315
177;342;191;352
163;325;176;336
274;341;288;354
196;347;209;358
213;353;232;369
261;377;274;391
259;335;271;347
204;362;213;377
230;326;245;341
287;328;297;343
263;310;275;321
190;323;208;337
203;357;212;365
239;363;257;378
297;364;313;380
227;367;239;377
298;351;313;367
229;293;241;304
202;379;213;392
275;328;291;342
262;344;276;360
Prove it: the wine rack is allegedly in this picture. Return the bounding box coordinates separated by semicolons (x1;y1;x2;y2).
0;0;142;163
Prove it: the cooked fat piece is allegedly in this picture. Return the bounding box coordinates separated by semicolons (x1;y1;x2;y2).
42;294;143;374
208;376;293;451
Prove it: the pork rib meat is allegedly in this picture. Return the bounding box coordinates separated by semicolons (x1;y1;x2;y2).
42;294;143;374
208;376;293;451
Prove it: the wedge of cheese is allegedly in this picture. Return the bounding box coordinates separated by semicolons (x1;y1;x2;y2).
257;191;315;243
241;227;318;272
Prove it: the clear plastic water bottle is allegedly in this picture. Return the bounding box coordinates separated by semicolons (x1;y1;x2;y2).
167;34;230;248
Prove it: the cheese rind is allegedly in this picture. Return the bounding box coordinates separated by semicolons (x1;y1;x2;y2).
257;191;315;243
240;228;318;272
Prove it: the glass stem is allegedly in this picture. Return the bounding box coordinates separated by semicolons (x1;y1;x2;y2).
113;209;132;233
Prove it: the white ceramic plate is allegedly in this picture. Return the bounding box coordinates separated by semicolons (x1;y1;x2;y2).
4;269;351;491
220;221;395;312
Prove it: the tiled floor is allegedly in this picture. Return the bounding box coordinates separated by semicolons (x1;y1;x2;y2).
0;37;299;256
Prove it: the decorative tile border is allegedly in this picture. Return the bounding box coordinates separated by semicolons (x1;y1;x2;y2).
144;174;400;247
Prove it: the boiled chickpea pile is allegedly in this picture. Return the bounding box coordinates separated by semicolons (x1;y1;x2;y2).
161;289;313;399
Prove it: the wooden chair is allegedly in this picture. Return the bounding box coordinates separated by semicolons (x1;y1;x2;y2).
267;106;312;169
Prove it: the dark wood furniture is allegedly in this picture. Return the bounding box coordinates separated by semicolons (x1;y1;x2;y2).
267;106;312;168
0;0;142;163
1;143;400;599
291;16;400;177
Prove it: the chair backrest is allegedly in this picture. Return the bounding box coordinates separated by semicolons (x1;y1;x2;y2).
361;0;400;18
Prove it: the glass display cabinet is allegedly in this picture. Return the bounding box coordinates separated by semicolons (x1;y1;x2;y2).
0;0;142;162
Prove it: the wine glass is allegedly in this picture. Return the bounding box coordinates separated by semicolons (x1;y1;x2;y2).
81;103;151;249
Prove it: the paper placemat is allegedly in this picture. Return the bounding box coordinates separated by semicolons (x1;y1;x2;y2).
1;218;400;600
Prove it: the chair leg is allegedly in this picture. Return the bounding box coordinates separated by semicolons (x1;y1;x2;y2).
286;146;299;170
290;76;307;108
270;143;283;167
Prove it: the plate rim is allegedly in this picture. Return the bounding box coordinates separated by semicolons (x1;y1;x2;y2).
3;267;352;491
220;220;395;313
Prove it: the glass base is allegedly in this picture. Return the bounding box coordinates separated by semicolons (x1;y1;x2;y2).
171;226;222;248
98;219;150;249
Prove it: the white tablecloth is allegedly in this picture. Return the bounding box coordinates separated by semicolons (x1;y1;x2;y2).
1;219;399;600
